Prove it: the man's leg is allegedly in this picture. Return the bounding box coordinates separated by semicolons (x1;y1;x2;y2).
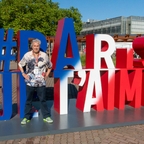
24;85;35;119
36;86;51;118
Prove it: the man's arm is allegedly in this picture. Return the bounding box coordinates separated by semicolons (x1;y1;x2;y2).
45;67;52;79
19;66;29;80
44;54;53;79
18;55;29;80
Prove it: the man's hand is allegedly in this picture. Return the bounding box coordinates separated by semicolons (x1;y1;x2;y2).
44;73;49;80
44;68;52;80
22;73;29;80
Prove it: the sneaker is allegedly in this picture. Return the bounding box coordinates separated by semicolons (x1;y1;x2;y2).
43;117;53;123
21;118;30;125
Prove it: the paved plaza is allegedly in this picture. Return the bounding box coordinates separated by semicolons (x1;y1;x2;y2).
1;125;144;144
0;62;144;144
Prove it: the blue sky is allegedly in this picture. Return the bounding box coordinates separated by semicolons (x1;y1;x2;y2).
52;0;144;22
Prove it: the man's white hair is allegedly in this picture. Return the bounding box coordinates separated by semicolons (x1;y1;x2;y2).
31;39;41;47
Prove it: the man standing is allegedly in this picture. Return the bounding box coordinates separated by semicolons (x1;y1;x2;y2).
18;39;53;124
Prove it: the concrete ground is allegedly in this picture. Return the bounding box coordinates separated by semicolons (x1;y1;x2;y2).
0;62;144;144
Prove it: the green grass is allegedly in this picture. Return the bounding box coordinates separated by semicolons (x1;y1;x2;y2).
80;54;86;67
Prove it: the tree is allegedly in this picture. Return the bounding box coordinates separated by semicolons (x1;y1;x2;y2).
0;0;82;35
57;7;82;35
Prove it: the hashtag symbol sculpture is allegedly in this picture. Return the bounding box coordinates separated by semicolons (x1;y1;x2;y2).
0;29;17;120
0;29;17;71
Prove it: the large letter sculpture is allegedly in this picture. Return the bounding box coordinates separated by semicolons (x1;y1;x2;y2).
0;29;16;120
76;34;115;112
0;18;144;120
51;18;83;114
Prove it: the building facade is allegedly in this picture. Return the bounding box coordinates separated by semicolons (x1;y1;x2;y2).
81;16;144;35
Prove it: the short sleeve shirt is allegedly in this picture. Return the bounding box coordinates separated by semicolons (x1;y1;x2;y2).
18;51;52;87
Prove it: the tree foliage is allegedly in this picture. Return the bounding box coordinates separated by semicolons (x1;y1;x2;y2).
0;0;82;35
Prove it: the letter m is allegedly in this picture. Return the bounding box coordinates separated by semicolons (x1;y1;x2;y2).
115;69;142;109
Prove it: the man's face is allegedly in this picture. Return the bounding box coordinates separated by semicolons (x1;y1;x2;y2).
32;42;40;53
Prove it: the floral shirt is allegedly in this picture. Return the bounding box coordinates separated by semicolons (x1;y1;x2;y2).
18;50;52;87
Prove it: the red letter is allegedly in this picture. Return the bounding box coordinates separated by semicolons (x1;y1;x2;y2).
115;69;142;109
